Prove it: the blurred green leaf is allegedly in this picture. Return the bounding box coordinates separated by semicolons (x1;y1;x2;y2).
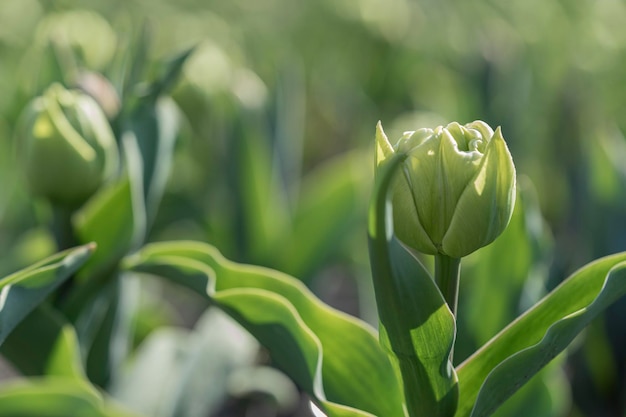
456;255;626;417
121;22;150;100
123;241;404;417
82;277;135;388
230;114;290;262
2;305;79;376
110;308;263;417
489;362;569;417
0;307;143;417
4;303;85;379
117;46;192;229
43;314;85;380
278;151;369;278
123;96;179;227
146;47;196;100
0;244;94;346
0;378;142;417
72;179;136;283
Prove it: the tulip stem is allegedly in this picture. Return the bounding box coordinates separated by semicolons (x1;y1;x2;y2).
434;254;461;317
51;204;78;306
51;205;78;250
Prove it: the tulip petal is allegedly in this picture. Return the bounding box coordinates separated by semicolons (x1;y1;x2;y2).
375;121;394;168
377;123;437;255
399;133;442;252
391;170;438;255
438;128;483;236
442;127;516;258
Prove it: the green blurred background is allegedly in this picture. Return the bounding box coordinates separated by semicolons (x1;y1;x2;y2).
1;0;626;416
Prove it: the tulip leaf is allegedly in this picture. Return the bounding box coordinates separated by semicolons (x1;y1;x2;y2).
123;241;405;417
0;378;143;417
456;254;626;417
0;244;94;347
44;314;86;380
2;304;81;377
232;116;290;263
455;178;553;364
75;178;137;267
368;152;458;417
121;47;191;228
277;151;370;278
124;97;179;227
109;309;261;417
1;298;142;417
145;46;195;99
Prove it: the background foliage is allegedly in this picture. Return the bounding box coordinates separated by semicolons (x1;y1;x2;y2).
1;0;626;416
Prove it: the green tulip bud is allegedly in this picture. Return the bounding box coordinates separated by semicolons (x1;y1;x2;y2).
17;83;119;207
376;120;516;258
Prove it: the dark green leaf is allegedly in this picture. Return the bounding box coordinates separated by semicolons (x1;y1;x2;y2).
0;244;94;347
73;179;137;280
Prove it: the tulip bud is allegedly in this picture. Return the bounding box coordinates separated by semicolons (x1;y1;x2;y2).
376;120;516;258
17;83;119;207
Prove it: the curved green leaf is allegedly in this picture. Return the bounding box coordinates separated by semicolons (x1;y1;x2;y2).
1;301;142;417
456;254;626;417
73;179;138;283
0;244;94;346
0;378;142;417
278;150;370;279
368;152;458;417
123;241;404;417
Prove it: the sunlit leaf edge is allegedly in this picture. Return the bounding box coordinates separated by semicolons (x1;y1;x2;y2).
0;244;95;290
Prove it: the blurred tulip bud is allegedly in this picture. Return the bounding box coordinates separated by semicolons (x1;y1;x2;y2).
376;120;516;258
76;71;121;119
17;83;119;207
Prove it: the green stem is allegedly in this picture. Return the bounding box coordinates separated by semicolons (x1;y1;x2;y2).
51;205;77;250
51;204;79;307
435;254;461;317
435;254;461;365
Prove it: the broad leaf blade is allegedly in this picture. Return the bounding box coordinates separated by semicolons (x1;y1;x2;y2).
1;303;141;417
1;306;67;376
2;303;87;378
110;309;261;417
0;244;94;347
0;379;142;417
456;255;626;417
279;151;370;279
124;241;405;417
368;152;458;417
44;317;85;380
73;179;138;281
124;97;179;226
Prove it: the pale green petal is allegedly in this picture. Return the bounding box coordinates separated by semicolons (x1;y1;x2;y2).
391;171;438;255
396;128;434;153
439;128;483;232
402;134;442;247
442;127;516;258
375;121;395;168
377;122;437;254
465;120;494;144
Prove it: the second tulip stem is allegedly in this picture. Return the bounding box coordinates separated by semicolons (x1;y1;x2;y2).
435;254;462;317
